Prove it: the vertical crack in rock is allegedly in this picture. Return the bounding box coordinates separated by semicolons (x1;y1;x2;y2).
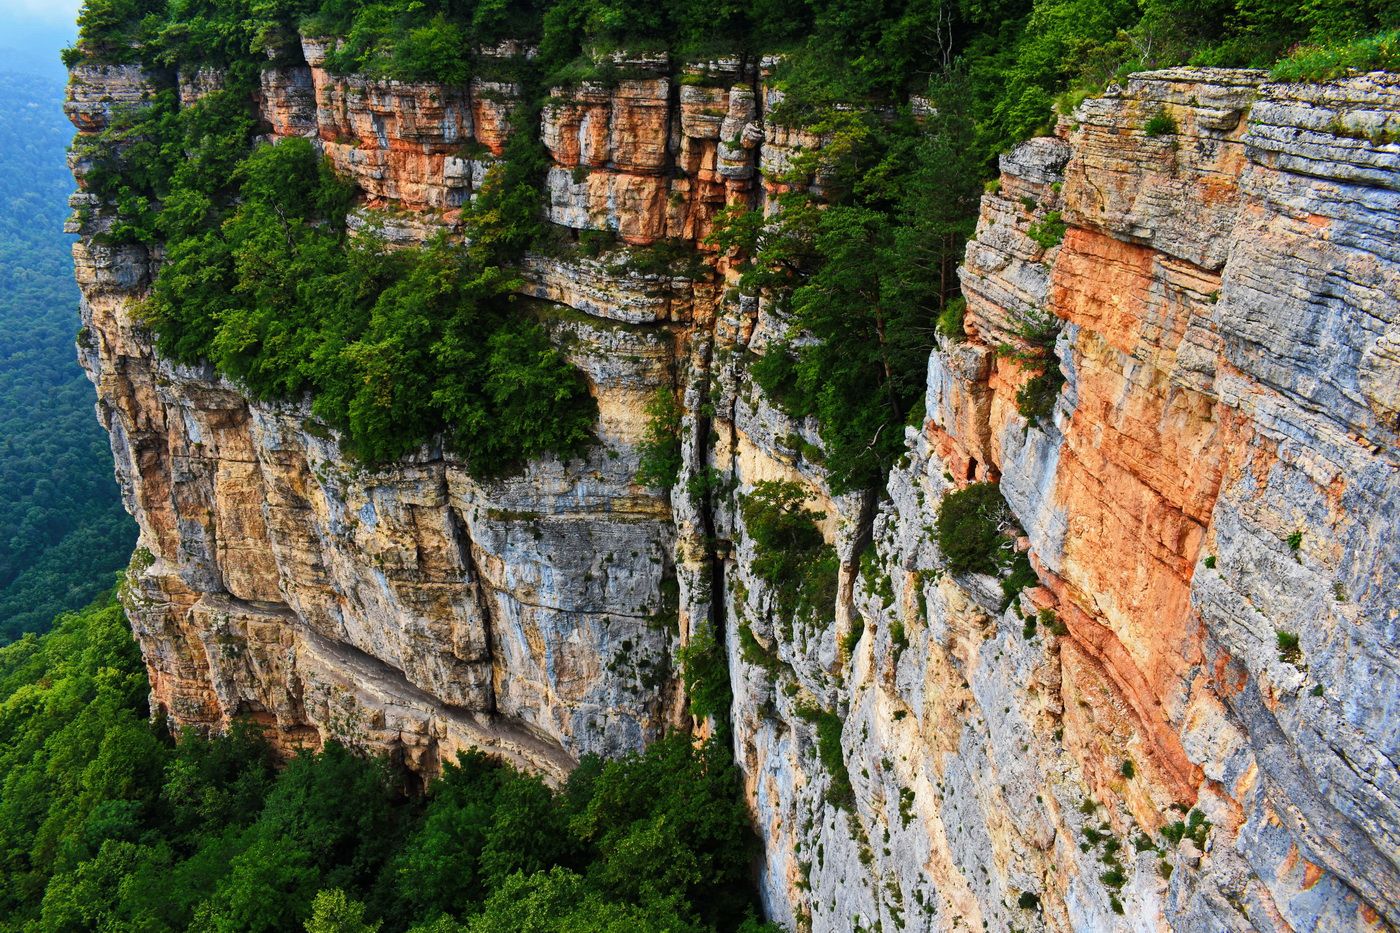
448;503;497;717
691;338;721;623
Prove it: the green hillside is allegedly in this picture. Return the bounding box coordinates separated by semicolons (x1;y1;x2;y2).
0;70;136;642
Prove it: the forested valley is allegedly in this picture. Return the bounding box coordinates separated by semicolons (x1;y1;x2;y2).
0;70;136;642
0;592;776;932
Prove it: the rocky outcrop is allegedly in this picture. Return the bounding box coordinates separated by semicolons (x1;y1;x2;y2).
69;45;1399;932
69;51;692;779
723;68;1398;933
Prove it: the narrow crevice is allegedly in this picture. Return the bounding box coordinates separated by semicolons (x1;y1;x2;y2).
447;503;497;717
697;427;727;642
688;332;736;738
693;336;722;636
748;60;766;214
849;488;879;564
664;58;683;187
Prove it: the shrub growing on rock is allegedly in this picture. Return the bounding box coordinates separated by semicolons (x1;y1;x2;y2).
796;705;853;809
935;482;1014;576
636;387;684;489
1026;210;1067;248
1144;110;1178;136
676;626;732;726
740;481;839;631
996;308;1065;427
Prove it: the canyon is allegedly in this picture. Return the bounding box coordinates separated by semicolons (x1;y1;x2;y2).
66;46;1399;932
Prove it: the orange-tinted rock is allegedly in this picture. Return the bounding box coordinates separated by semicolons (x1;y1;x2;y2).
542;83;612;167
260;66;317;137
607;78;671;172
470;78;518;155
894;68;1400;932
306;75;474;210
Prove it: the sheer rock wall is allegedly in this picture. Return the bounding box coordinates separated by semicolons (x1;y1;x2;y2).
67;51;1399;931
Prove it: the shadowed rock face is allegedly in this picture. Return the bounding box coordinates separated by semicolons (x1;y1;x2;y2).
67;50;1399;932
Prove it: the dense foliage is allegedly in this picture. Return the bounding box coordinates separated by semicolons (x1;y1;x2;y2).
935;480;1015;576
75;73;595;470
732;85;984;492
794;704;852;809
933;480;1040;611
0;71;136;642
936;477;1041;603
676;626;733;727
75;0;1400;111
0;592;774;932
739;481;839;636
635;387;684;489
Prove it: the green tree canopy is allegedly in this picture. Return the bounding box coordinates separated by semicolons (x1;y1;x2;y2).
0;592;769;932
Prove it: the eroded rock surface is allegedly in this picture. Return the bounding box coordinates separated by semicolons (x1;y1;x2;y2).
68;50;1399;932
726;68;1398;933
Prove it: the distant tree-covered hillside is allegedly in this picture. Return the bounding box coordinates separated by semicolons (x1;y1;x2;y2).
0;70;136;642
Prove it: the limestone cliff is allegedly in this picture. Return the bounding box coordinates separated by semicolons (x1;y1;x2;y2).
67;48;1399;931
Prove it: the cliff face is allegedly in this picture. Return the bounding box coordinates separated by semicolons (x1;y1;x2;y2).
67;48;1399;931
749;69;1400;933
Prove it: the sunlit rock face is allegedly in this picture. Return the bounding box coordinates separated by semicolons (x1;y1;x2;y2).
69;48;1399;932
744;68;1397;933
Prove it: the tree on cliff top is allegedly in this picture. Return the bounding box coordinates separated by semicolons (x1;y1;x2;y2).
67;0;1398;496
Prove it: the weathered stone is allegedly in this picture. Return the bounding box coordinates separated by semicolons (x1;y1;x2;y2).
65;63;153;131
260;66;317;137
66;49;1399;932
1062;68;1265;270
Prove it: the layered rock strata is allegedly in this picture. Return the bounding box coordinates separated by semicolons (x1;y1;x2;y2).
731;68;1398;933
68;48;1399;932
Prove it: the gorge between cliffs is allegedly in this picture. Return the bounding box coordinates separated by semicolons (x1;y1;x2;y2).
61;12;1399;933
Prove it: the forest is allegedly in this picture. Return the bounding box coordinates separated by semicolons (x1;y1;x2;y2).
69;0;1399;490
0;70;136;642
0;591;777;932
